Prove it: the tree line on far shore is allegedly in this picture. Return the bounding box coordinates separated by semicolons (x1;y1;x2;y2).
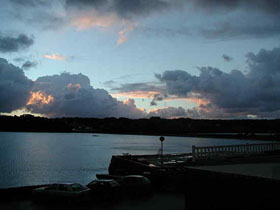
1;115;280;139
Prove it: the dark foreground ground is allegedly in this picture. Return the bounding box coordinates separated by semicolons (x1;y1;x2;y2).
2;152;280;210
0;192;185;210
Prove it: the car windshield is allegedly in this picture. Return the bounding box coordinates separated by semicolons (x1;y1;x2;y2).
46;184;58;190
141;177;150;183
123;176;149;184
58;185;70;191
71;183;87;191
110;181;120;187
88;180;98;185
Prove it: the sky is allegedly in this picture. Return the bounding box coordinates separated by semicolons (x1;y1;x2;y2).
0;0;280;119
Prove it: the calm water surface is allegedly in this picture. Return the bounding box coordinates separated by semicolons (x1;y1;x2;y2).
0;132;268;188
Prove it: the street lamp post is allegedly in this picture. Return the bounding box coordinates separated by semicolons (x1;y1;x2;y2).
159;136;165;167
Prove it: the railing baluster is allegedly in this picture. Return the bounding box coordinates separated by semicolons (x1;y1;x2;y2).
192;143;279;161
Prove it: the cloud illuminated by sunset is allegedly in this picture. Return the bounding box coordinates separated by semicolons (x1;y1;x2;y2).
186;97;211;113
118;22;137;45
69;10;137;45
67;83;81;92
187;97;210;107
27;91;54;107
43;54;66;61
163;96;209;105
70;13;118;30
112;91;161;98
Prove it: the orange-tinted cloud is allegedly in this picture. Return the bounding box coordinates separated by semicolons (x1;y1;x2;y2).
186;97;210;107
67;83;81;92
70;13;118;30
118;22;137;45
70;10;137;44
112;91;161;98
27;91;54;107
164;96;211;112
186;97;211;113
43;54;66;61
123;98;134;105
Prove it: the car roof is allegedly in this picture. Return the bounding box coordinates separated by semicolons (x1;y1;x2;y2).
94;179;116;182
124;175;145;178
52;183;80;186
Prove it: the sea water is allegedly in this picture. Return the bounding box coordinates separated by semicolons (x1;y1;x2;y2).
0;132;268;188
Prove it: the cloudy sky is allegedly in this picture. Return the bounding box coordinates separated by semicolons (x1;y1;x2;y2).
0;0;280;119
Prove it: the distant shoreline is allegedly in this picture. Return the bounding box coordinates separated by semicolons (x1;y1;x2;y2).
0;130;278;141
1;115;280;141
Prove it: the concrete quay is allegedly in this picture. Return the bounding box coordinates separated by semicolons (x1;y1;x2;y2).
109;142;280;209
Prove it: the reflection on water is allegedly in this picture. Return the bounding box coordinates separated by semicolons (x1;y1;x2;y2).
0;132;268;188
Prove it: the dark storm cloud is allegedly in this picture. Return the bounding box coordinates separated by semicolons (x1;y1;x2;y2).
0;60;187;119
0;34;34;53
7;0;66;30
65;0;280;16
150;93;165;106
65;0;107;8
150;101;157;106
156;47;280;118
0;57;33;112
24;72;184;119
191;0;280;14
222;54;232;62
65;0;280;19
200;22;280;40
103;80;117;88
26;13;67;30
26;72;145;118
139;7;280;40
157;68;255;113
10;0;48;7
139;26;192;38
5;0;280;40
112;82;164;93
112;0;169;18
141;21;280;40
155;70;198;97
21;60;37;70
65;0;172;18
191;0;280;40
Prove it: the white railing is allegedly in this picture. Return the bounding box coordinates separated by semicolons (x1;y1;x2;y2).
192;143;280;161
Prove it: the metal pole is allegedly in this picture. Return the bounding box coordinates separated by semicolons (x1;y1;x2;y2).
161;140;163;167
159;136;165;168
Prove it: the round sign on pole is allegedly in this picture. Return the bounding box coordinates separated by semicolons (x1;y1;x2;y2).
160;136;165;142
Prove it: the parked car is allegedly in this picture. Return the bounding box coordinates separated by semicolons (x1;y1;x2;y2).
120;175;151;194
96;174;151;196
32;183;91;202
86;179;120;200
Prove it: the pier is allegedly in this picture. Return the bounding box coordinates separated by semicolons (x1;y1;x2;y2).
109;142;280;210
